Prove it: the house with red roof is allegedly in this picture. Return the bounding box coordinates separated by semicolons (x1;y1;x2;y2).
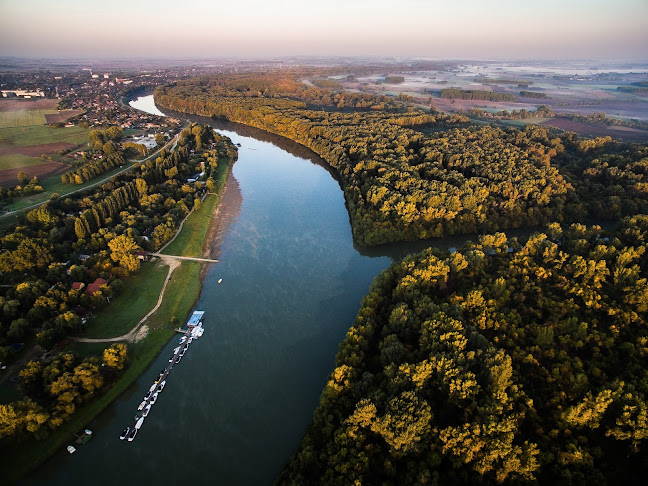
85;278;108;296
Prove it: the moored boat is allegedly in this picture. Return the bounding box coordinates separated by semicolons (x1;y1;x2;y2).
120;427;130;440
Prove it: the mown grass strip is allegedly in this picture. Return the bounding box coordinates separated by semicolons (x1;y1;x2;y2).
80;262;168;338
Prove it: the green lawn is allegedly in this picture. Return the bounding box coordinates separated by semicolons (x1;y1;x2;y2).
80;262;168;338
0;125;88;147
0;109;59;129
0;153;47;171
146;261;202;329
162;195;219;257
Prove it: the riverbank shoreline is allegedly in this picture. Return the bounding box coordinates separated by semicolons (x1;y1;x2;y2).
1;134;238;486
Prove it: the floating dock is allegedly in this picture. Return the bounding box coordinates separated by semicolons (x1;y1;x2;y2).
119;311;205;442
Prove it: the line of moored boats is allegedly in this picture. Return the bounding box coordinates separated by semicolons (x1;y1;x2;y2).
119;311;205;442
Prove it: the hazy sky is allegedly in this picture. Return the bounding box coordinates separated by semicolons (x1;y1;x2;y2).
1;0;647;60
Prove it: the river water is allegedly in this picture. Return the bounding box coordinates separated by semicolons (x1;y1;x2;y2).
24;95;535;485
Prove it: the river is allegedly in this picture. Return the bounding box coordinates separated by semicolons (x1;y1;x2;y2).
23;95;536;485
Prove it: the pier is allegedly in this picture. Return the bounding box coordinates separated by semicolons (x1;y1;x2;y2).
119;311;205;442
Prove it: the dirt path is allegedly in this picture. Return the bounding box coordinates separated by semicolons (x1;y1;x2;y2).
69;257;181;344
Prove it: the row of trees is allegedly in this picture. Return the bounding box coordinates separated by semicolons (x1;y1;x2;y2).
440;88;517;102
0;172;43;201
277;218;648;484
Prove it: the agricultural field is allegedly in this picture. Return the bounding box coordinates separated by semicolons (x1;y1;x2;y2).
0;99;88;187
0;98;58;128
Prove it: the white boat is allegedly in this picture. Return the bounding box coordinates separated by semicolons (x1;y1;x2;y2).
157;380;166;392
149;383;157;393
134;417;145;430
150;392;158;405
173;346;180;353
142;404;151;417
137;401;146;411
120;427;130;440
197;328;204;337
218;279;223;283
127;428;137;441
67;445;76;454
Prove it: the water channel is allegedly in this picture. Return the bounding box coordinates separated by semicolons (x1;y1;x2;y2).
24;95;532;485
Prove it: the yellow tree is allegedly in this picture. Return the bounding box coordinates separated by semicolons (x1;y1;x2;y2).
103;343;128;371
108;234;141;274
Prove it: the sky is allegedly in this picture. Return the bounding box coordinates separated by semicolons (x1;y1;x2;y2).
1;0;647;60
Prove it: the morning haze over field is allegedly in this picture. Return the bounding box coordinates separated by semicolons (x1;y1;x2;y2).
1;0;648;59
1;1;648;485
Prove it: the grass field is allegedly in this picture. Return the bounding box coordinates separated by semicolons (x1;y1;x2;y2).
0;153;47;170
80;263;169;338
162;195;219;257
0;108;59;129
0;125;89;147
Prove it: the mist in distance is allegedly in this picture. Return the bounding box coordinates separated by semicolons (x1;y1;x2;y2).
1;0;647;60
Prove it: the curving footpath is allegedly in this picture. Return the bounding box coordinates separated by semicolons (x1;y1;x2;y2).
69;256;181;343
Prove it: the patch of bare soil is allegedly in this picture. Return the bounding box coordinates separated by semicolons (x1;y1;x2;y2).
542;118;648;142
0;98;58;111
0;142;75;157
0;161;69;187
44;110;85;124
133;325;149;342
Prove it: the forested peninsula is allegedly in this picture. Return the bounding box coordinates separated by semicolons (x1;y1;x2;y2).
154;73;648;246
276;219;648;484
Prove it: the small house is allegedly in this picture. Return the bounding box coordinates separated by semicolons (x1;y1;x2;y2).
85;278;108;296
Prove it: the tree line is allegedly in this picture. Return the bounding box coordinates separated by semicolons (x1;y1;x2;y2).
440;88;517;102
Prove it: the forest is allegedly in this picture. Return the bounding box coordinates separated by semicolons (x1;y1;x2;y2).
276;218;648;485
0;124;237;442
154;73;648;246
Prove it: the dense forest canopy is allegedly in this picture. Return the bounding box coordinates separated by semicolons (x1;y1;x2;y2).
155;73;648;246
276;218;648;485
